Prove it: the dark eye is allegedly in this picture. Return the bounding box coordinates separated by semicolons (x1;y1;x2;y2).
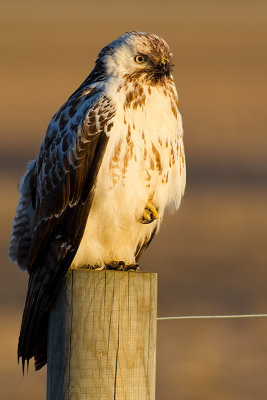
134;55;146;64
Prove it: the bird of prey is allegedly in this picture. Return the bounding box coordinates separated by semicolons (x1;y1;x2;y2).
9;31;186;371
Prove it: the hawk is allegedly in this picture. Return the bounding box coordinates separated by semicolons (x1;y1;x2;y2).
9;31;186;371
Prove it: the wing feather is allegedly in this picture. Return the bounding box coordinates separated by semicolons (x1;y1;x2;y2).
18;89;116;370
8;161;35;270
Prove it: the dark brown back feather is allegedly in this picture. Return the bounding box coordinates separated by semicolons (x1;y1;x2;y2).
18;91;115;371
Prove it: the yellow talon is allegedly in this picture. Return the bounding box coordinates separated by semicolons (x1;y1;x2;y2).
147;200;159;220
143;210;152;222
140;200;159;224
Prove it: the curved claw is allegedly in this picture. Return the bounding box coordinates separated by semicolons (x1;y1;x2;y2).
105;261;140;271
139;200;159;224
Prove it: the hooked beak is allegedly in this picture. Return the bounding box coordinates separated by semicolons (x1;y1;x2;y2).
157;57;171;75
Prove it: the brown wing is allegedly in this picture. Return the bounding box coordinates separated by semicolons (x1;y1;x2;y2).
18;91;115;371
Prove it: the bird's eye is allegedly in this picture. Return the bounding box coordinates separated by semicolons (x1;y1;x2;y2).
134;55;146;64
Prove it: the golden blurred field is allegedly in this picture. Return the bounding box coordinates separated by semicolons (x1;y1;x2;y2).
1;1;267;399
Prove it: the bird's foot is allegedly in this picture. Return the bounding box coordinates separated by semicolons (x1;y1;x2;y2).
82;265;104;270
105;261;140;271
139;200;159;224
125;263;141;272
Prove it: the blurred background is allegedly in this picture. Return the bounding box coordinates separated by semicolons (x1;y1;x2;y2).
1;0;267;399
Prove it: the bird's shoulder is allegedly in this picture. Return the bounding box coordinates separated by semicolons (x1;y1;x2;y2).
29;83;116;216
35;84;115;172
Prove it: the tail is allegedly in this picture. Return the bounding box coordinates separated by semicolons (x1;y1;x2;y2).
18;240;76;371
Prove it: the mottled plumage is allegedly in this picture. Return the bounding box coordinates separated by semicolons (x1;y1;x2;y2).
9;31;186;370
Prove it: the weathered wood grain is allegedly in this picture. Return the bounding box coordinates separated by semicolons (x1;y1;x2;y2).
46;269;157;400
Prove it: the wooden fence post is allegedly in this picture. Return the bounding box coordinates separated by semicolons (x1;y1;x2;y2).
46;269;157;400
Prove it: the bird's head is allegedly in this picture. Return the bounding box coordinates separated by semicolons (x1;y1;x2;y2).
94;32;174;85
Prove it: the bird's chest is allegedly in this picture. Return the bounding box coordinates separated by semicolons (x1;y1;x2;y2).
99;82;182;195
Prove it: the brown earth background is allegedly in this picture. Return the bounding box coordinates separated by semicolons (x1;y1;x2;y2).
1;0;267;399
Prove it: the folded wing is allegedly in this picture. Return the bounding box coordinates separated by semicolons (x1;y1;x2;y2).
16;89;115;370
